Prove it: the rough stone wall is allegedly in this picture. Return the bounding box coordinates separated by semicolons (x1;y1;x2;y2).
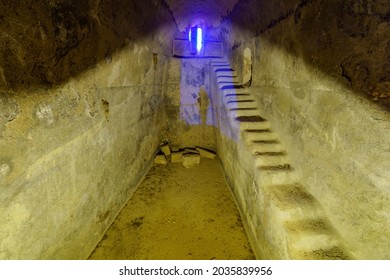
0;0;170;90
219;0;390;259
222;0;390;109
209;81;267;259
165;0;239;31
0;0;175;259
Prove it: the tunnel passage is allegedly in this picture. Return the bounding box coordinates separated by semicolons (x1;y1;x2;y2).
88;157;255;260
0;0;389;260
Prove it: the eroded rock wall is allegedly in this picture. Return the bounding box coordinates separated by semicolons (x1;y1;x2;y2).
223;0;390;108
0;0;171;89
218;0;390;259
0;0;175;259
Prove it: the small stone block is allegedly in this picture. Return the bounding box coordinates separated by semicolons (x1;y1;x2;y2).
196;147;217;159
154;154;168;165
184;148;199;154
171;152;183;163
161;143;171;157
171;146;180;152
182;153;200;168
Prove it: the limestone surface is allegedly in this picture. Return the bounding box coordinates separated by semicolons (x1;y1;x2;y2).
154;155;168;165
171;146;180;152
196;147;217;159
171;152;183;163
184;148;199;154
182;153;201;168
161;143;171;157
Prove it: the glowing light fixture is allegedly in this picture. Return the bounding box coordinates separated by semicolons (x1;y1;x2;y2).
197;27;202;52
189;25;203;55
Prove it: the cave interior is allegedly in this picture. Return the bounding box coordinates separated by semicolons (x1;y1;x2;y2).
0;0;389;260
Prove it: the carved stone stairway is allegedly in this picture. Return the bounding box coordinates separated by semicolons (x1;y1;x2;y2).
211;60;352;260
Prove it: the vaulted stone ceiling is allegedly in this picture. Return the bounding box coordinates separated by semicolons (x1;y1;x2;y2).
165;0;240;31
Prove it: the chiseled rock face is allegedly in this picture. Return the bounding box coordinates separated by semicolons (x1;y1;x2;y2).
226;0;390;109
165;0;239;30
0;0;175;260
218;0;390;259
0;0;169;90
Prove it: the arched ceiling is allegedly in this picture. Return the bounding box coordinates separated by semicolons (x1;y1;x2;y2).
165;0;240;31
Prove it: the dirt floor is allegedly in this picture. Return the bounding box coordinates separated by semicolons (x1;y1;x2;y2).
88;158;255;260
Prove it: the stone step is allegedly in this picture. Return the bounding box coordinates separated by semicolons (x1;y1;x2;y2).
213;63;353;260
212;63;231;68
254;154;290;168
258;163;291;172
229;108;258;112
212;63;229;66
243;128;272;134
226;99;255;103
229;111;265;124
234;115;265;122
211;60;229;65
217;76;240;83
216;71;237;78
290;245;351;260
242;131;278;142
284;219;343;254
234;118;271;131
230;109;264;117
249;141;284;153
222;88;250;95
213;67;235;73
261;184;322;220
211;63;229;68
253;151;286;156
226;100;257;109
212;62;229;65
255;168;295;186
225;95;254;102
218;80;241;86
219;83;242;90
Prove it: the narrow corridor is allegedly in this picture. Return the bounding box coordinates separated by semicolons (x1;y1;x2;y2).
89;158;255;260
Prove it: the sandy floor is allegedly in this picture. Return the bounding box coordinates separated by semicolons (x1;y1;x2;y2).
88;158;255;260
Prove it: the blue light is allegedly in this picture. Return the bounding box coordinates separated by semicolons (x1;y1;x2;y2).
189;29;192;42
197;27;202;52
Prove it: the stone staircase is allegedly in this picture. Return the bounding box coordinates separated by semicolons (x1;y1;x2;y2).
211;60;352;260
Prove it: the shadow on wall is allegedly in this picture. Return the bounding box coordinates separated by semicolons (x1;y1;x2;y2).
179;61;213;126
0;0;175;91
220;0;390;110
